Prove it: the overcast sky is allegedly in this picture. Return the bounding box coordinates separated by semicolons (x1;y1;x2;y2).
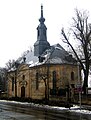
0;0;91;67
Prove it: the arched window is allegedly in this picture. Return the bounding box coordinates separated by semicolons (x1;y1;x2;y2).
52;71;56;89
36;72;39;90
12;77;14;91
71;72;74;80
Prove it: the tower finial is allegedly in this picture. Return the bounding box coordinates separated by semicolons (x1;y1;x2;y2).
39;4;45;23
41;4;43;18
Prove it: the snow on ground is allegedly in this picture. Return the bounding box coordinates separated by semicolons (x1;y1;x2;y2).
69;105;91;114
0;100;91;115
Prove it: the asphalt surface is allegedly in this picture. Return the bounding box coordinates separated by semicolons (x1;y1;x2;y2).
0;100;91;120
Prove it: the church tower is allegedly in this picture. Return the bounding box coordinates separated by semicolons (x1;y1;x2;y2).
34;5;50;56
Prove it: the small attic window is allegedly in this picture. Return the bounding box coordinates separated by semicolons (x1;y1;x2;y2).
65;55;73;62
39;56;45;62
23;57;26;62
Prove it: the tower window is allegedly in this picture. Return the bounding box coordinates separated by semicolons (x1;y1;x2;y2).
71;72;74;80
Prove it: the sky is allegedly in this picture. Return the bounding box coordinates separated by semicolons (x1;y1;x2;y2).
0;0;91;67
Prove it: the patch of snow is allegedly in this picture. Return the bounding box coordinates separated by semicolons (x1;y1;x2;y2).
55;46;63;51
88;75;91;87
71;108;91;115
27;61;33;65
8;67;16;72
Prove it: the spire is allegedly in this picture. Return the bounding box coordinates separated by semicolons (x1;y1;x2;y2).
34;5;50;57
39;4;45;23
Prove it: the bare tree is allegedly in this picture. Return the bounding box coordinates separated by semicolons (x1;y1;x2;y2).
6;59;16;70
61;9;91;94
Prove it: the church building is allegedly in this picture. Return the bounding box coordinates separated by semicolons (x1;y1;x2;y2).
7;5;81;102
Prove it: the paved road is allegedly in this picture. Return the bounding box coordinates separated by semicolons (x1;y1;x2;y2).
0;110;36;120
0;103;68;120
0;101;90;120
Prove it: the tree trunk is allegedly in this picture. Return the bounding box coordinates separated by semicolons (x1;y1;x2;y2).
83;70;88;95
